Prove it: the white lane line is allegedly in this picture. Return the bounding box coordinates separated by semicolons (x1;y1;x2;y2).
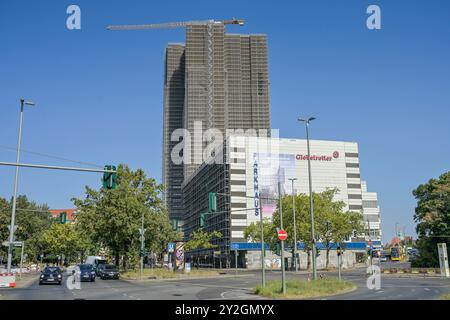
424;288;430;291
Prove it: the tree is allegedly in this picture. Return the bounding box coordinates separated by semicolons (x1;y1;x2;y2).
0;195;52;264
412;171;450;267
184;230;222;251
73;164;180;271
244;218;276;246
41;223;86;263
314;189;364;268
245;189;364;270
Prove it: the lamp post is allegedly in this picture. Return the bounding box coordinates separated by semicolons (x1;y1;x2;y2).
288;178;298;272
7;99;35;273
298;117;317;280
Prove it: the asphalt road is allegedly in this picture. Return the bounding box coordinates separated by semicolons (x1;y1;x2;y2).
1;268;449;300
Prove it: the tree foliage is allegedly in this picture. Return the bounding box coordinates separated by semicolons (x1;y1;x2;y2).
41;223;86;261
244;189;364;269
0;195;51;264
73;164;180;270
184;230;222;251
412;171;450;267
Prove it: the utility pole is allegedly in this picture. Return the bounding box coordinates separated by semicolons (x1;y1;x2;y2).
298;117;317;280
259;191;266;287
368;219;373;273
7;99;35;273
140;211;145;280
278;181;286;294
288;178;298;272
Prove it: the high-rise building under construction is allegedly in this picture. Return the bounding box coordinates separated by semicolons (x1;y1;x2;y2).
162;22;270;221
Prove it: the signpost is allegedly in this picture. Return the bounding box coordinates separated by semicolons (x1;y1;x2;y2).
168;242;175;271
437;243;450;278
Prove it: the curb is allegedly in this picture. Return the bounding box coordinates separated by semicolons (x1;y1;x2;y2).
122;273;254;283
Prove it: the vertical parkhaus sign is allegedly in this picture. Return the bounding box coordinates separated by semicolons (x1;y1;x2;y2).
253;157;260;217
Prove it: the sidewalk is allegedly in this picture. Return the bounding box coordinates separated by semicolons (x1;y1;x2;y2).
14;272;38;288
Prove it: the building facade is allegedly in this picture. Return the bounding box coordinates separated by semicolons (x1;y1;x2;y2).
162;23;271;221
182;136;382;260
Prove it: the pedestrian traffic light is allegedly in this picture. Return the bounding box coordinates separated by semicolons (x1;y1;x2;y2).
337;246;342;256
208;192;217;213
316;248;321;257
103;165;117;190
274;241;281;256
59;212;67;224
200;213;208;228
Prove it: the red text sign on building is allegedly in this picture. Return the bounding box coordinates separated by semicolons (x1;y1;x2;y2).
295;151;339;162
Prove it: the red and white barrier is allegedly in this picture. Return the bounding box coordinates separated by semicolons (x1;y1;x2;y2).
0;273;16;288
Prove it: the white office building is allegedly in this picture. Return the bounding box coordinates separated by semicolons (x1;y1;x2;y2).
226;136;382;242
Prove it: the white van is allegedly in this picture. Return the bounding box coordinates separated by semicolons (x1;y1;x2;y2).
85;256;106;267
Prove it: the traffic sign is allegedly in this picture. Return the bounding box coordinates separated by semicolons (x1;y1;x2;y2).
7;225;18;232
230;243;239;250
278;230;288;241
167;242;175;253
2;241;22;247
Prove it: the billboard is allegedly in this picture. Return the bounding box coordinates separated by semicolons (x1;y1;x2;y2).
253;153;296;218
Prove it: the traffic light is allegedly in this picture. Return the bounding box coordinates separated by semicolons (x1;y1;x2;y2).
336;246;342;256
59;212;67;224
274;241;281;256
171;219;179;231
103;165;117;190
326;221;332;233
208;192;217;213
200;213;208;228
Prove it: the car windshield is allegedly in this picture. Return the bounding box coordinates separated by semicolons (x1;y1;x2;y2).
104;265;117;271
79;264;93;271
44;267;60;273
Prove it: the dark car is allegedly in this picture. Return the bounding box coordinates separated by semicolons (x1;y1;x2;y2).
39;266;63;285
78;264;96;282
98;264;120;280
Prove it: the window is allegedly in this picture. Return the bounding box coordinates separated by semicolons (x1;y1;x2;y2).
345;153;359;158
346;163;359;168
346;173;360;178
347;184;361;189
363;200;378;208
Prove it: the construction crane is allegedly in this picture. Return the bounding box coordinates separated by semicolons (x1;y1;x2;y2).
106;19;244;30
106;18;245;129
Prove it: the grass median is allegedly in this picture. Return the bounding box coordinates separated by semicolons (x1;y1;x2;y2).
121;268;221;280
254;277;356;299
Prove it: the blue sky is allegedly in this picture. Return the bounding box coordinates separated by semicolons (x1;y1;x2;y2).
1;0;449;242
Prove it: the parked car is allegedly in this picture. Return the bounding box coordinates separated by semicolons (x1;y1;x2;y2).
98;264;120;280
39;266;63;285
78;264;96;282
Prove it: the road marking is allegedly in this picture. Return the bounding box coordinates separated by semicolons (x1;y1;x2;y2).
424;288;430;291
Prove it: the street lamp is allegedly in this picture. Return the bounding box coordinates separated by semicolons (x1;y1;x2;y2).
298;116;317;280
7;99;35;273
288;178;298;272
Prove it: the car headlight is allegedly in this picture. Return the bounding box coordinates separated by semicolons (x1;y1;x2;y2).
91;271;95;275
58;274;62;278
40;275;44;278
